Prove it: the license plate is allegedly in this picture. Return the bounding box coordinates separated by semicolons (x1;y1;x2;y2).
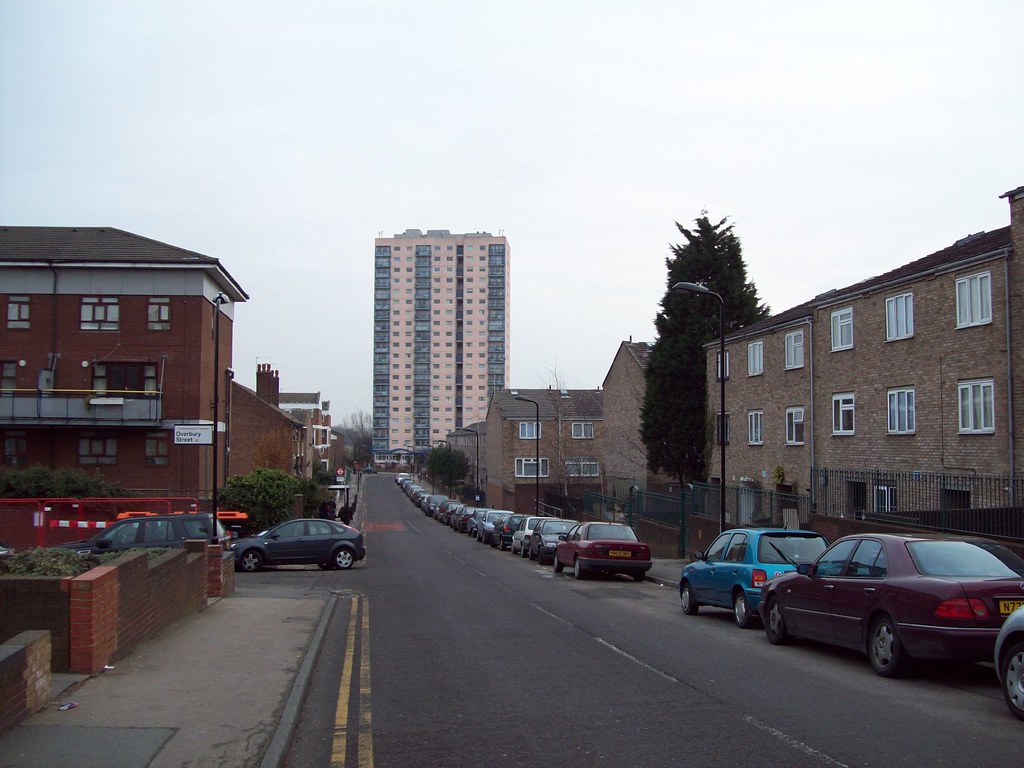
998;599;1024;616
608;550;632;558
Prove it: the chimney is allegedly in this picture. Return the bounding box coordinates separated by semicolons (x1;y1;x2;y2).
1001;185;1024;263
256;363;280;407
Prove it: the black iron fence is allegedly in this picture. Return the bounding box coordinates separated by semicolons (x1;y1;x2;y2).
812;467;1024;540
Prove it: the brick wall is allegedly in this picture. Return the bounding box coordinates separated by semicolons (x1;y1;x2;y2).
0;630;51;736
0;577;72;670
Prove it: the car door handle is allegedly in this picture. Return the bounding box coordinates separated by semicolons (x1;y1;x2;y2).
824;584;834;591
863;587;877;594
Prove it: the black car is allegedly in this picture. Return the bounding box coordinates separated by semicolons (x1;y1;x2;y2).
494;514;525;551
54;513;225;556
529;519;578;564
230;518;365;572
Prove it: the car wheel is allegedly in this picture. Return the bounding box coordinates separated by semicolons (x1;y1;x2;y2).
553;554;564;574
868;614;906;677
332;547;355;571
764;598;790;644
680;582;699;615
238;550;263;573
631;572;645;582
1000;641;1024;721
573;558;587;580
733;591;755;628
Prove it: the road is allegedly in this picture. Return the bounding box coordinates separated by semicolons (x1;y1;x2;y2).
267;474;1017;767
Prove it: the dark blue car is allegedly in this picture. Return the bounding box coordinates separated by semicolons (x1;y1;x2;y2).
679;528;828;628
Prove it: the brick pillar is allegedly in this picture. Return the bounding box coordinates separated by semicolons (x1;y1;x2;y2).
68;566;119;675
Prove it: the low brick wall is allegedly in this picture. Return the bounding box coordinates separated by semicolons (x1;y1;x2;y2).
0;631;50;736
0;577;72;670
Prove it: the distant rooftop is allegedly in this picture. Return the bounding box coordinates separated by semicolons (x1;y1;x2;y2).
384;229;497;238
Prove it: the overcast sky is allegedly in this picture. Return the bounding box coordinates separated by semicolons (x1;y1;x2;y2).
2;1;1022;421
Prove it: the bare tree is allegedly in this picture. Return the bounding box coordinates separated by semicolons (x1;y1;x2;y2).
340;410;373;466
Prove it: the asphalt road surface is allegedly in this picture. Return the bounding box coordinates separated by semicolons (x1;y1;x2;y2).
272;475;1018;768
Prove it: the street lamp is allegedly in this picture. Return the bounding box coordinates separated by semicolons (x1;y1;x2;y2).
672;281;727;534
211;292;227;539
463;427;480;502
514;394;540;515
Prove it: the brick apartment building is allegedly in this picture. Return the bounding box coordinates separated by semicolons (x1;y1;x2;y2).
0;227;247;498
485;388;603;514
699;184;1024;521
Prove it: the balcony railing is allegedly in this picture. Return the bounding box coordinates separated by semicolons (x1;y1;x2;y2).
0;388;163;426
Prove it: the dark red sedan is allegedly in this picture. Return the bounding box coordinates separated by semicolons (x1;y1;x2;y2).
759;533;1024;677
553;522;652;581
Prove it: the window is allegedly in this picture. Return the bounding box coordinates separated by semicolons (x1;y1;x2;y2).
566;458;599;477
724;533;749;562
956;272;992;328
888;388;916;434
785;330;804;369
93;363;158;396
717;412;730;445
786;407;805;445
831;307;853;351
1;362;16;394
814;539;857;577
747;411;763;445
6;296;29;329
145;431;169;466
958;379;994;433
717;350;730;381
875;486;897;514
518;421;540;440
747;341;763;376
79;432;117;465
847;539;887;578
885;293;914;340
148;298;170;330
81;297;119;330
571;422;594;439
3;430;27;465
832;393;855;435
515;457;549;478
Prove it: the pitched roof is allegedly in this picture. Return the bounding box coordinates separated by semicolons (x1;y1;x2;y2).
0;226;248;300
727;225;1012;342
623;341;651;370
492;388;603;420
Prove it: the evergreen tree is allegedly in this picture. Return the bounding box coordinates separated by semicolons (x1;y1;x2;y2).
425;443;469;496
641;215;768;484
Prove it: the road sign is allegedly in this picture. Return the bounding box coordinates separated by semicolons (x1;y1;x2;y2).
174;424;213;445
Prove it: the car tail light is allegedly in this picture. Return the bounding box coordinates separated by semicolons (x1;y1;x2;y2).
934;598;990;620
751;569;768;588
589;544;608;557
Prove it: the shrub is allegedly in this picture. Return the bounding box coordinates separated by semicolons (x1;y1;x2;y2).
0;546;172;577
220;468;308;531
0;465;127;498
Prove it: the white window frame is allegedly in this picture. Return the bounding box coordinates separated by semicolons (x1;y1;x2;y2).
958;379;994;434
81;297;120;331
956;272;992;328
785;407;805;445
571;422;594;439
515;456;549;478
875;485;897;513
747;411;763;445
832;393;855;435
716;350;730;381
785;330;804;370
518;421;541;440
885;293;914;341
6;296;29;329
747;341;763;376
565;458;599;477
831;307;854;351
887;388;916;434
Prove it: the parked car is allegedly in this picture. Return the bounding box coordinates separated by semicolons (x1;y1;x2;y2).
477;510;511;545
994;605;1024;721
231;518;365;572
529;519;578;564
465;508;488;538
425;494;448;517
512;516;542;556
759;533;1024;677
493;514;525;551
553;522;652;581
54;513;226;556
395;472;411;485
680;528;829;628
0;540;13;559
439;500;463;526
449;505;471;531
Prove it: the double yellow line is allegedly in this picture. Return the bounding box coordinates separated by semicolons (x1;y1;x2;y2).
332;592;374;768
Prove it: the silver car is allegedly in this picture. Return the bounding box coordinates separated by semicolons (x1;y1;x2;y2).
512;516;543;556
995;604;1024;721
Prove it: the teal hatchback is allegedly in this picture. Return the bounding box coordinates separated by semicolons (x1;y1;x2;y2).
679;528;828;628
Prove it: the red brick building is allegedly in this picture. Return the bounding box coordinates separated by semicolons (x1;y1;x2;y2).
0;227;247;499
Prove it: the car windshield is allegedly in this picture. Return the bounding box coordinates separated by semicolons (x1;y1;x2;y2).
542;521;575;534
587;524;637;541
907;540;1024;578
485;511;505;521
758;533;829;564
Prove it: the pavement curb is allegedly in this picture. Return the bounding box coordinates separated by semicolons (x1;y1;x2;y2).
259;590;339;768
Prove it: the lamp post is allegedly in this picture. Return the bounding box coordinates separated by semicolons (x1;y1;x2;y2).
672;281;727;534
464;427;480;502
211;292;227;540
514;394;540;515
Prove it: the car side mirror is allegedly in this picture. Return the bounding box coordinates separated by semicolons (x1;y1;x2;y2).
797;563;813;576
694;550;706;561
557;533;567;541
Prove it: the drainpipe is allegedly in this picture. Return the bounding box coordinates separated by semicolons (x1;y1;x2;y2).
1004;254;1016;504
807;318;816;512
